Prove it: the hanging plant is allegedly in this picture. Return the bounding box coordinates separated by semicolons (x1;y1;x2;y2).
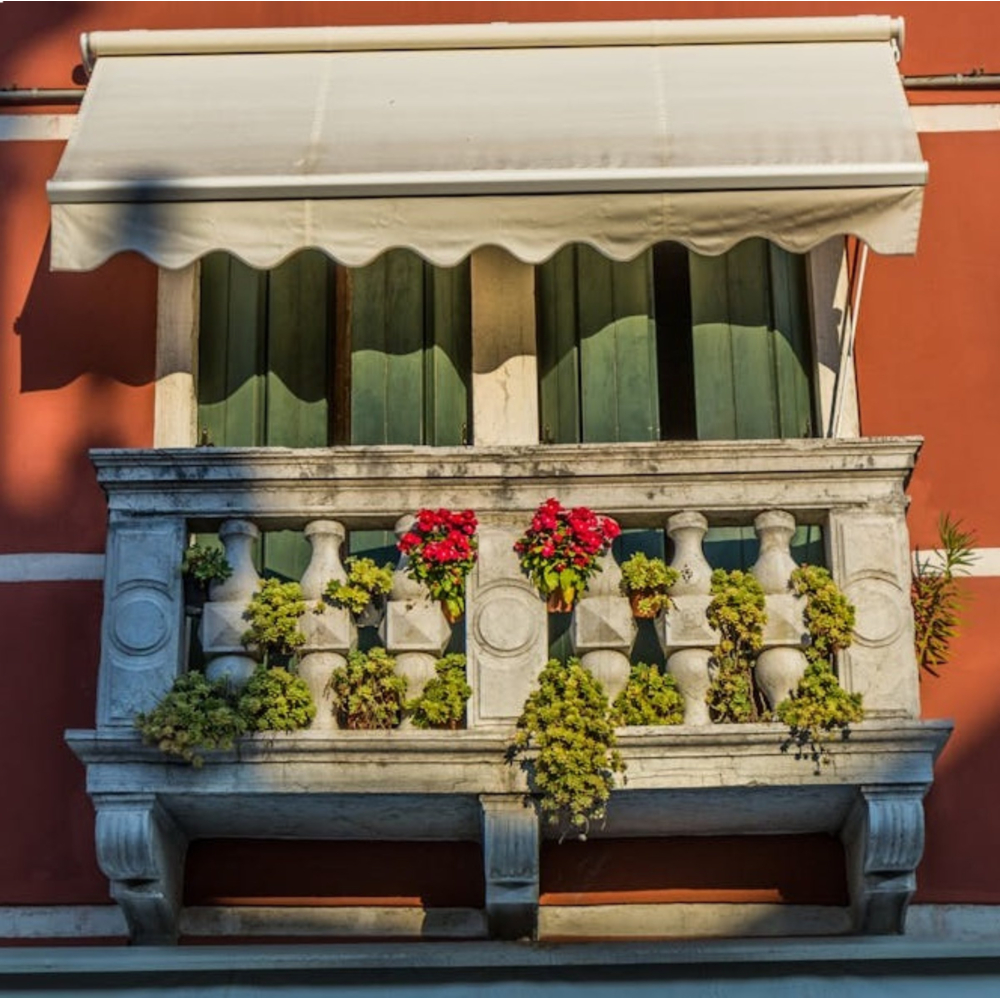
237;666;316;733
619;554;679;618
135;671;247;767
397;508;478;622
705;569;767;723
323;557;394;622
612;662;685;726
777;565;863;770
508;657;624;839
911;513;977;676
514;498;621;611
407;653;472;729
241;578;307;666
327;647;408;730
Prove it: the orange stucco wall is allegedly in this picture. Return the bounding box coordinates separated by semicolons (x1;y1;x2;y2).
1;1;999;918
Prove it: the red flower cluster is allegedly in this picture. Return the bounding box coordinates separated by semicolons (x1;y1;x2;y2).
514;498;620;606
398;508;478;621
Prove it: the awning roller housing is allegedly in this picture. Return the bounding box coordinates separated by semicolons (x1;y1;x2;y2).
48;17;927;271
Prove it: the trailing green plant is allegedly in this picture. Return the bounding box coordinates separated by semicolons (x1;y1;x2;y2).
182;542;232;585
777;565;863;770
705;569;766;722
407;653;472;729
509;657;624;839
135;670;246;767
327;647;408;730
612;662;684;726
912;514;977;676
323;557;394;616
242;578;307;665
237;666;316;733
619;554;679;618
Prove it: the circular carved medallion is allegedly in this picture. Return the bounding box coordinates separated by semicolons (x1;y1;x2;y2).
473;589;541;657
113;591;170;655
845;576;904;647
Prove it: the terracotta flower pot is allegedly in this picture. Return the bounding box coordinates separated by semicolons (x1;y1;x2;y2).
546;592;574;614
628;591;661;619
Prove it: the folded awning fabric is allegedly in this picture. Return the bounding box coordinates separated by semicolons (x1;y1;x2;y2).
48;17;927;270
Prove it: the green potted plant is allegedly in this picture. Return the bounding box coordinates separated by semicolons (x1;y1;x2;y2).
237;666;316;733
508;657;623;838
397;508;478;623
612;662;685;725
181;542;233;614
619;553;679;619
327;647;408;730
241;578;307;667
323;556;394;627
407;653;472;729
514;498;621;612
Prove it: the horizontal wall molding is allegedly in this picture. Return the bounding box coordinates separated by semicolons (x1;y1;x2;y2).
0;905;126;939
913;547;1000;578
0;114;75;141
912;104;1000;132
0;553;105;582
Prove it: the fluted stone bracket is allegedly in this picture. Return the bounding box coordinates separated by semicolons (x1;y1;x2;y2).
98;515;187;728
480;794;540;941
842;784;928;934
93;795;186;944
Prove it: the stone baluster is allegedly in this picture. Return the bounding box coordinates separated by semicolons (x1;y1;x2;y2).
570;550;636;702
751;510;809;711
199;519;262;689
657;511;716;725
299;520;357;729
380;515;452;717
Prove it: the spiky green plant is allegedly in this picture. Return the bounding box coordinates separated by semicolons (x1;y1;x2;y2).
612;663;685;726
407;654;472;729
509;657;623;838
912;514;977;675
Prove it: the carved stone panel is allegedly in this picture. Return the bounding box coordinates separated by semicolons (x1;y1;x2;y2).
467;523;547;726
828;509;919;718
480;794;539;940
98;516;186;728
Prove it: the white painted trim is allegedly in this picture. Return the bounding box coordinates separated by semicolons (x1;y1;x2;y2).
0;906;126;938
912;104;1000;133
0;553;105;582
155;264;200;448
0;114;75;142
913;547;1000;578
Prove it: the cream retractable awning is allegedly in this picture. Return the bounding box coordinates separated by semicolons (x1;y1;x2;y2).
48;18;927;271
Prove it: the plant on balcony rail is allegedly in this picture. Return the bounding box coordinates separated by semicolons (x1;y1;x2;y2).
508;657;624;839
777;565;863;770
135;670;247;767
237;666;316;733
911;513;977;675
705;569;767;723
407;653;472;729
327;647;408;730
241;578;307;666
181;542;232;611
612;662;685;726
619;554;679;619
514;498;621;612
398;508;478;623
323;557;394;620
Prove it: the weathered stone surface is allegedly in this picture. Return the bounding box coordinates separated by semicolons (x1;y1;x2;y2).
480;794;539;940
658;595;717;653
380;599;451;654
760;593;808;647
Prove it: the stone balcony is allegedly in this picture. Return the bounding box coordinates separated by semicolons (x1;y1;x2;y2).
66;438;951;944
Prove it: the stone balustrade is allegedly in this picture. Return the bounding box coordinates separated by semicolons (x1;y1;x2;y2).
68;438;950;944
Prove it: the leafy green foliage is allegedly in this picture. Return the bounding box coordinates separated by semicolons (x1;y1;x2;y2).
912;514;977;675
705;569;766;722
238;666;316;733
619;554;679;617
242;578;307;665
779;564;862;769
328;647;408;730
135;671;246;767
510;658;624;838
182;543;232;585
407;654;472;729
323;558;394;616
612;663;684;726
